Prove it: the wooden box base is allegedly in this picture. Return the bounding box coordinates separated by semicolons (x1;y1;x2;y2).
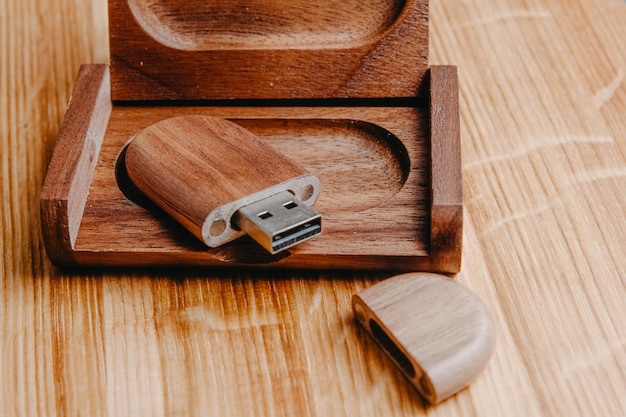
41;64;462;272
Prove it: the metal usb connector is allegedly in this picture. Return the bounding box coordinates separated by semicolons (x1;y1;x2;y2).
233;191;322;254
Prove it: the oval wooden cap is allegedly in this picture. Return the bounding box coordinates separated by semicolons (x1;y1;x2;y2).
352;273;496;404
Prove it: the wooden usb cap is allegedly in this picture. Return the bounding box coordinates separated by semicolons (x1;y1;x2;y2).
353;273;496;404
124;115;321;253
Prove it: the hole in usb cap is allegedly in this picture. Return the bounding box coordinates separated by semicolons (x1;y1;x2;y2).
258;211;273;220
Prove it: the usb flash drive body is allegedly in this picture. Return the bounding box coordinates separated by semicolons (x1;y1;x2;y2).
124;115;321;254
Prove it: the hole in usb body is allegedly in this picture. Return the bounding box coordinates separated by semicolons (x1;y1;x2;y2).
256;201;298;221
283;201;298;210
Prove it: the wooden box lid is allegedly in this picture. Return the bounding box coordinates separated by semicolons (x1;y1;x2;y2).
108;0;429;101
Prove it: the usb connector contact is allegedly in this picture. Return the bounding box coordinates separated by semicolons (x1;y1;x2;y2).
234;191;321;254
124;115;322;254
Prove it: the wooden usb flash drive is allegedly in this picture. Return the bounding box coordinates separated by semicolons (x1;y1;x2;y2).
353;273;496;404
124;115;322;254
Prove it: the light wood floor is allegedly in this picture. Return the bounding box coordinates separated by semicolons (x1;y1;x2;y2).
1;0;624;415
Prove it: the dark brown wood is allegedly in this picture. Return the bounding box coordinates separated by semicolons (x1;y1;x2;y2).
429;66;462;273
108;0;429;101
40;64;462;272
40;64;112;265
73;90;430;269
41;1;462;271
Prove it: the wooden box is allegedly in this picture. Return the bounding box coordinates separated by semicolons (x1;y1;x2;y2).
41;0;462;273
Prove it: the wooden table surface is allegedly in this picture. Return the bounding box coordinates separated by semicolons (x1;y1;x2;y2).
1;0;625;416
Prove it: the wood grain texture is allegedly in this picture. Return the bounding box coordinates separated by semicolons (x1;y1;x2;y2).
2;0;626;417
124;115;319;248
46;88;438;270
40;65;111;264
108;0;429;100
353;273;496;404
40;65;462;271
429;65;462;272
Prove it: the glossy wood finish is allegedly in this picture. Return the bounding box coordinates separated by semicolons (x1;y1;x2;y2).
3;0;625;416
